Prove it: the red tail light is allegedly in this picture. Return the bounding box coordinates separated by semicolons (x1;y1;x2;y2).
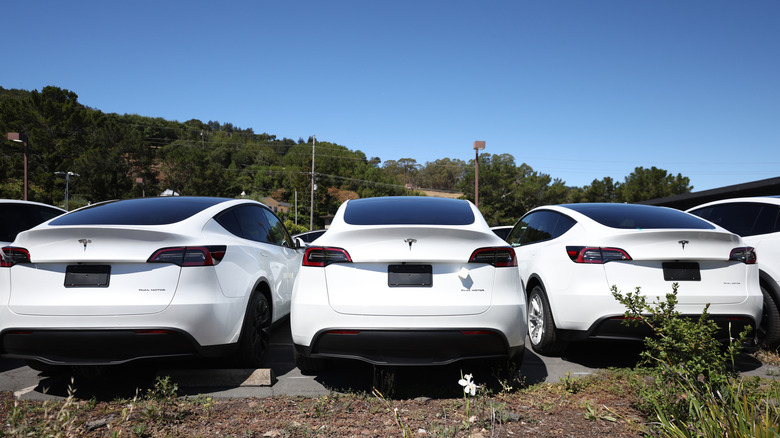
729;247;757;264
147;246;227;266
469;247;517;267
566;246;631;263
303;246;352;267
1;247;31;267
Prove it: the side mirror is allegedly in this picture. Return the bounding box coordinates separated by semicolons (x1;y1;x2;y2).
294;237;307;249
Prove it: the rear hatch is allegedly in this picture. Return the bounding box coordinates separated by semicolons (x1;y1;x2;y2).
322;227;501;316
7;226;187;316
601;229;753;305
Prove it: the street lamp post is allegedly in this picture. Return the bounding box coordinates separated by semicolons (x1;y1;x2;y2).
54;171;79;211
7;132;29;200
473;141;486;207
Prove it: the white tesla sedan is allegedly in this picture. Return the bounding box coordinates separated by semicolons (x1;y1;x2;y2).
508;203;762;356
291;196;526;372
0;197;302;369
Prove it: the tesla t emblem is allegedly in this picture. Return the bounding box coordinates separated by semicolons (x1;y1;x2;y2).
679;240;689;250
404;238;417;250
78;239;91;249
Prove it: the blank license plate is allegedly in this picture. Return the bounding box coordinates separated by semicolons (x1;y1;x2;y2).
65;265;111;288
662;262;700;281
388;264;432;287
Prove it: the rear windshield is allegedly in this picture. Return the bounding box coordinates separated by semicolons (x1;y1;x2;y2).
50;197;228;226
344;197;475;226
564;203;715;230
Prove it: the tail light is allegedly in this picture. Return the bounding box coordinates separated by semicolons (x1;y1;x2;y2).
147;246;227;266
1;247;31;267
469;247;517;267
566;246;631;263
303;246;352;267
729;247;757;264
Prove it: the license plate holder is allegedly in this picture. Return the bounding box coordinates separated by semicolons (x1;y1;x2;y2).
388;264;432;287
662;262;701;281
65;265;111;288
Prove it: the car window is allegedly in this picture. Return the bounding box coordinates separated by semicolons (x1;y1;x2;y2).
50;197;226;226
508;210;575;246
507;216;532;246
218;205;272;243
0;203;63;242
262;208;293;247
343;197;475;226
690;202;780;237
564;203;715;230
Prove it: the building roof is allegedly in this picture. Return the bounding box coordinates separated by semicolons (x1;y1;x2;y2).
639;176;780;210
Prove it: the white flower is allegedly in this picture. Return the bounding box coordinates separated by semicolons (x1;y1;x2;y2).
458;373;479;396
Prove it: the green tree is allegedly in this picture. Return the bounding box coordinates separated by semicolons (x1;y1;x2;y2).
418;158;466;191
616;166;692;203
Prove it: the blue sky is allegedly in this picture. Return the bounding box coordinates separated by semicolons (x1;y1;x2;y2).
3;1;778;191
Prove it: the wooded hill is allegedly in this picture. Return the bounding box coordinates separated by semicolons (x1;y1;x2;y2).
1;86;692;230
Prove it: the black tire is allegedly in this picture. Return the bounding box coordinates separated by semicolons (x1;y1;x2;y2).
758;285;780;350
237;292;271;367
294;349;326;374
527;285;567;356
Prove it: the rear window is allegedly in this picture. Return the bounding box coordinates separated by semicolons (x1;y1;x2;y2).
564;203;715;230
343;197;475;226
50;197;228;226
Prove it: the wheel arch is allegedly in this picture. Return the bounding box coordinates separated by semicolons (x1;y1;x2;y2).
249;278;274;321
759;269;780;306
524;274;546;298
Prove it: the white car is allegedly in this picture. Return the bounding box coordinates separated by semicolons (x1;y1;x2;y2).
291;196;526;371
507;203;763;356
687;197;780;349
0;197;302;369
0;199;64;246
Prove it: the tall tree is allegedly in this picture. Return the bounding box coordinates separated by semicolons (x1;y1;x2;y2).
616;166;692;203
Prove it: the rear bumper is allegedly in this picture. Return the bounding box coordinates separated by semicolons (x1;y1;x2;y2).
0;328;236;366
295;329;524;366
559;313;758;345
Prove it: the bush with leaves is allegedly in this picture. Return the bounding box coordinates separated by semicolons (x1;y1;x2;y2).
611;282;750;421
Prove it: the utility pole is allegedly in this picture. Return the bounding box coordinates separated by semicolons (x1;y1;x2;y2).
310;135;316;231
7;133;29;200
473;141;485;207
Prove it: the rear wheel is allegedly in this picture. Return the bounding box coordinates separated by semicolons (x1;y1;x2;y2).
527;285;567;356
758;285;780;350
237;292;271;367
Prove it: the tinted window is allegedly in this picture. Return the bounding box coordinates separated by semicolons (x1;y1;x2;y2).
0;203;63;242
343;197;475;226
689;202;780;237
50;197;227;226
564;203;715;230
508;210;575;246
262;208;293;247
224;205;271;243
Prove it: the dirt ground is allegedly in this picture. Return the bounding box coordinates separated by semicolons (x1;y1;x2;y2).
1;371;648;437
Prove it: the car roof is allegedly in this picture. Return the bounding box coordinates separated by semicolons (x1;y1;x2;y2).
0;199;65;211
687;196;780;211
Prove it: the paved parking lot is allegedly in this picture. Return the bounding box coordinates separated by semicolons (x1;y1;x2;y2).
1;319;776;401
